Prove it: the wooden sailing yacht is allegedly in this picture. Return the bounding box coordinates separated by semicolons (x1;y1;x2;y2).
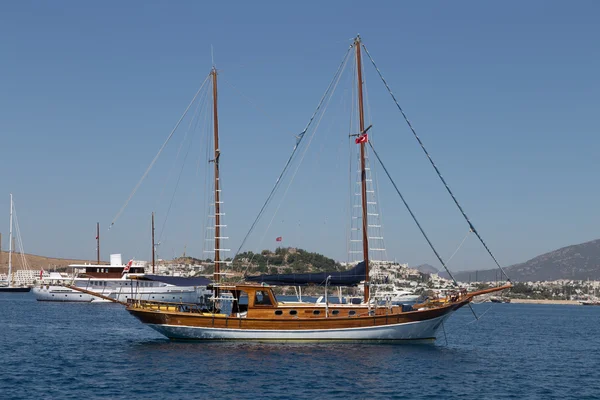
124;39;511;342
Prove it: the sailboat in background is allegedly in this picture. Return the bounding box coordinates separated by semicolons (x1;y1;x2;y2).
122;37;511;342
0;194;31;292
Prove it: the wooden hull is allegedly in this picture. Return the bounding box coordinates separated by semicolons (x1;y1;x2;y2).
142;314;451;342
127;300;467;342
124;284;511;342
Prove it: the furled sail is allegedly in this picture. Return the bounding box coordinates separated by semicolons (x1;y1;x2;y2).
140;275;212;287
245;261;365;286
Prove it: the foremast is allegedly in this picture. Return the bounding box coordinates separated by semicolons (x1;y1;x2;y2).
211;66;222;285
355;36;370;302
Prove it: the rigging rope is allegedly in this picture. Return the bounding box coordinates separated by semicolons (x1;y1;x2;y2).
12;206;29;271
446;229;472;266
366;141;459;286
155;84;209;214
258;48;350;247
157;82;211;246
361;44;510;282
157;124;197;245
368;140;479;320
232;45;353;266
109;74;211;230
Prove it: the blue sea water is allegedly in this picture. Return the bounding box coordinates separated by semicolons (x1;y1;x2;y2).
1;293;599;399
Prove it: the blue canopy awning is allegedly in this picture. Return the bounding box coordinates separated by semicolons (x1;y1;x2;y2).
245;261;365;286
141;275;212;287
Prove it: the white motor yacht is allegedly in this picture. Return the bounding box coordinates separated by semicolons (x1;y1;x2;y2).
32;254;211;305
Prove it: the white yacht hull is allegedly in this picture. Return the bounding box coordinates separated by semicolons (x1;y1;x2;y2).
33;285;208;304
145;313;452;343
32;287;99;302
390;295;420;304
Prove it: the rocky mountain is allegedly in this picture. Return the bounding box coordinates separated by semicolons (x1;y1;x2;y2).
448;239;600;282
415;263;439;275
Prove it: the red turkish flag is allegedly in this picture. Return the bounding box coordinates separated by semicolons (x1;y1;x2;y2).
276;237;282;242
355;134;368;144
122;259;133;275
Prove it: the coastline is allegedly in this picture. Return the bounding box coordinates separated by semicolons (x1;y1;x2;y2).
508;299;580;305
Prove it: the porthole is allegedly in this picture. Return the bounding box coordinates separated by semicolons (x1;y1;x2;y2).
289;310;297;316
332;310;340;315
313;310;321;315
275;310;283;316
349;310;356;316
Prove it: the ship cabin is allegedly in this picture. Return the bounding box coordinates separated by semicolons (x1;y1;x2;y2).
81;264;144;279
69;254;144;279
217;284;405;319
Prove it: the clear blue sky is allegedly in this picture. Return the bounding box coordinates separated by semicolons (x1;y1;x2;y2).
1;0;599;273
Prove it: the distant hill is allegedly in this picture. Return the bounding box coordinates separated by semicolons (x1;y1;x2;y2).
0;250;102;273
415;263;439;274
233;247;341;274
447;239;600;282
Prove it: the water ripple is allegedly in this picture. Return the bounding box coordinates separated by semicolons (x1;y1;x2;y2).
1;294;599;399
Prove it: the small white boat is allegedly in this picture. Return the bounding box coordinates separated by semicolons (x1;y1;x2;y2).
375;289;421;305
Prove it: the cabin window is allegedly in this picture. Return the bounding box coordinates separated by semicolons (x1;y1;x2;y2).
332;310;339;315
313;310;321;315
349;310;356;316
289;310;297;316
274;310;283;316
254;291;272;306
96;268;100;273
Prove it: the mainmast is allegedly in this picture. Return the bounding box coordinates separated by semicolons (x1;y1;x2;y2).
211;66;221;284
96;222;100;265
8;194;13;287
151;212;155;274
355;36;370;302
